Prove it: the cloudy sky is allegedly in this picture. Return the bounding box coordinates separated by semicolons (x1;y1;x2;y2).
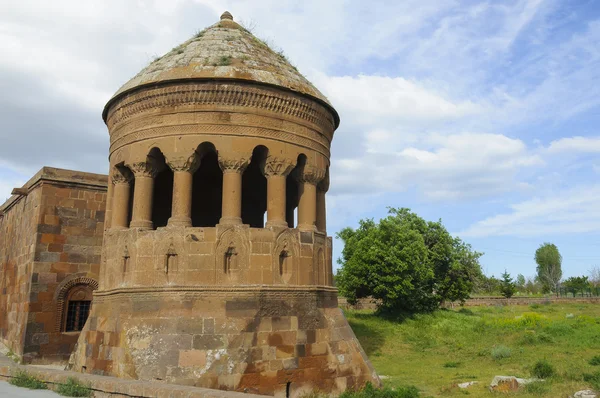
2;0;600;279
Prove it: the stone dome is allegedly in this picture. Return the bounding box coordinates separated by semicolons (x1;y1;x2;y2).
105;11;335;122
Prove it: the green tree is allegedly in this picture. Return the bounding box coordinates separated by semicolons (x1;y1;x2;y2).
535;243;562;293
336;208;483;313
516;274;526;291
562;276;591;296
500;270;516;298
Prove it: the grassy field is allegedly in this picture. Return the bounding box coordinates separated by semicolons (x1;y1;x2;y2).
346;302;600;397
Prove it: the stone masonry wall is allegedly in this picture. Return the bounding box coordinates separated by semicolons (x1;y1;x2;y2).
0;187;42;357
25;181;106;364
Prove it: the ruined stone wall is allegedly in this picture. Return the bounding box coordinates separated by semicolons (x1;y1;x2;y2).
0;187;42;357
25;181;106;363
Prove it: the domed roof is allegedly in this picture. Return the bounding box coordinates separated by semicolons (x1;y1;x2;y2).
105;12;336;121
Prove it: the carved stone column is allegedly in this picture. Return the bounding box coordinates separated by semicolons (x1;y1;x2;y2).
129;162;158;229
218;156;249;225
111;172;132;230
296;165;325;232
316;171;329;233
264;157;294;228
167;154;200;227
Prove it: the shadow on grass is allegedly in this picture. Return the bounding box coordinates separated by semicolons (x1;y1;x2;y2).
347;317;386;357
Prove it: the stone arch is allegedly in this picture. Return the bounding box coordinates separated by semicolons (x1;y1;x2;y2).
215;228;249;284
285;154;305;228
273;230;299;285
241;145;269;227
54;276;98;332
192;142;222;227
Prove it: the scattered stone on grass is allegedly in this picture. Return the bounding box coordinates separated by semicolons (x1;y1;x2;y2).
489;376;540;392
458;381;478;389
572;390;597;398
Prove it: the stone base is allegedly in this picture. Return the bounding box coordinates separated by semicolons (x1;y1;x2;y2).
68;287;379;397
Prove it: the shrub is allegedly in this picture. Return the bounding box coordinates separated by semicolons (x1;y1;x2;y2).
339;382;420;398
532;360;555;378
56;377;92;397
491;345;512;360
590;355;600;366
9;370;47;389
583;371;600;390
525;381;550;395
443;361;461;368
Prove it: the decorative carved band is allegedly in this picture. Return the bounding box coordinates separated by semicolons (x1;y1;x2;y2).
295;164;326;185
218;156;250;173
109;123;331;160
105;82;336;135
129;162;159;178
264;157;295;177
166;153;201;173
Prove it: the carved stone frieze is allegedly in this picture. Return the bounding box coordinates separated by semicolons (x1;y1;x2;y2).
105;82;336;136
263;157;295;177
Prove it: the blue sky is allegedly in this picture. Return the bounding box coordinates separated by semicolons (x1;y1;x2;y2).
1;0;599;280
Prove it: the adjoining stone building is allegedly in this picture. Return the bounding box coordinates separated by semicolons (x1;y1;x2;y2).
0;11;379;397
0;167;106;363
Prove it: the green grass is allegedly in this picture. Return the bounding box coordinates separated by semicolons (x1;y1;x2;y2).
9;370;47;389
56;377;93;397
345;302;600;397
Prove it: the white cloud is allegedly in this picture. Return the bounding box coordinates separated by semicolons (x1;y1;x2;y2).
547;136;600;153
460;185;600;237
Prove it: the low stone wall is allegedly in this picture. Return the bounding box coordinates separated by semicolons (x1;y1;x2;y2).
0;354;262;398
339;296;600;311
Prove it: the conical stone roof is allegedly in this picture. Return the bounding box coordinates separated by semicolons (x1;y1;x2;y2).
106;11;335;122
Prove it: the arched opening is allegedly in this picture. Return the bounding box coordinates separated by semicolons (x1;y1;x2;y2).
63;285;93;332
286;154;305;228
192;143;222;227
150;148;172;228
242;146;268;227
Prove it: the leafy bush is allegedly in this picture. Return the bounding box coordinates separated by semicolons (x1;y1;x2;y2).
56;377;92;397
583;371;600;390
9;370;47;389
590;355;600;366
532;360;555;378
524;381;550;395
443;361;461;368
339;382;420;398
336;208;482;313
491;345;512;360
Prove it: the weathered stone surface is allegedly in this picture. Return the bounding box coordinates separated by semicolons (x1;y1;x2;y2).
489;376;539;392
573;390;598;398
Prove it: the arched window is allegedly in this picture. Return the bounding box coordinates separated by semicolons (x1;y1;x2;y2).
150;148;172;229
55;277;98;333
242;146;268;227
63;285;93;332
192;143;222;227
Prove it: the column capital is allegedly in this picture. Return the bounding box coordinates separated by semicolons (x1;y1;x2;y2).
318;170;330;192
167;153;200;173
129;162;159;178
264;157;295;177
218;156;249;174
295;165;326;185
111;171;132;185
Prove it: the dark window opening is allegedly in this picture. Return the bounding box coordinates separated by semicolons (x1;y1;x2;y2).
242;146;268;227
286;382;291;398
127;178;135;227
286;155;304;228
150;148;172;229
65;301;91;332
192;150;222;227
